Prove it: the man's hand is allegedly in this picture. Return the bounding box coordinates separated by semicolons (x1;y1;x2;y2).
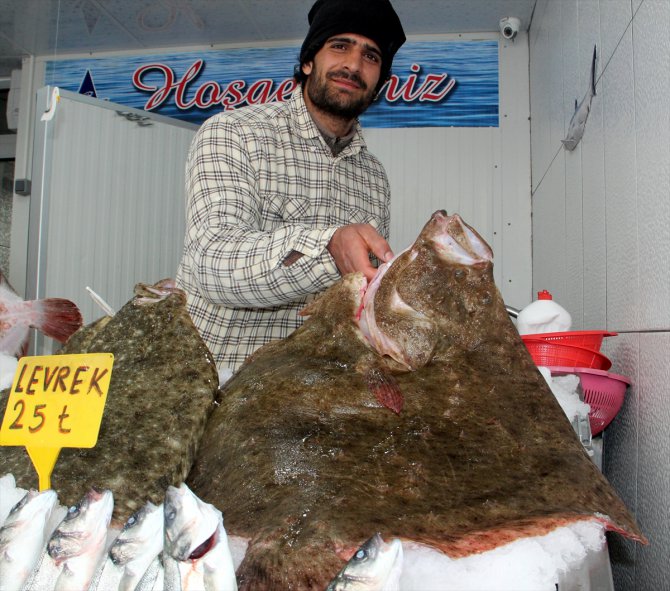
327;224;394;281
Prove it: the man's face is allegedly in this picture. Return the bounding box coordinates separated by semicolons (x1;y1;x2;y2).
302;33;382;120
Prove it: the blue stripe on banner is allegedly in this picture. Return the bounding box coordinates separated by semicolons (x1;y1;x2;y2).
45;40;499;128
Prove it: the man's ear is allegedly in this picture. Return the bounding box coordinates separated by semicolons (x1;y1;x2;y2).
302;61;313;76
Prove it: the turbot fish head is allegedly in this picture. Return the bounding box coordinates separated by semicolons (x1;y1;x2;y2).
327;533;404;590
164;483;222;561
47;487;113;565
359;211;496;370
426;211;493;266
133;279;184;306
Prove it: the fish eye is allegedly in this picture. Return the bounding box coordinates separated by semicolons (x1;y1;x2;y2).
9;495;29;513
354;548;368;561
65;503;81;520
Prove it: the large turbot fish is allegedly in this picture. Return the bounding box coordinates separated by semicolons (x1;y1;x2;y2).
186;211;645;589
0;271;82;358
0;280;219;525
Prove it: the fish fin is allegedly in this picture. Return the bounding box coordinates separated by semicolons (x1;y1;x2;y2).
86;286;115;317
366;367;404;414
591;45;597;96
31;298;83;343
574;98;578;111
561;138;577;151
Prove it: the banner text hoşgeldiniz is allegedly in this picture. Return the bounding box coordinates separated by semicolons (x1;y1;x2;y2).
45;41;498;128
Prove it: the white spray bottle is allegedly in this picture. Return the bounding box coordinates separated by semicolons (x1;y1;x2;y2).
516;290;572;335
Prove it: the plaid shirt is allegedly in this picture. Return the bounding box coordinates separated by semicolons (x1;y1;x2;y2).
176;88;390;371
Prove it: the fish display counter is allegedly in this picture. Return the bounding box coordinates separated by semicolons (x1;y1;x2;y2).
0;213;645;590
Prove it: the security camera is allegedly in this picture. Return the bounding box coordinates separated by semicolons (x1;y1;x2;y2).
499;17;521;40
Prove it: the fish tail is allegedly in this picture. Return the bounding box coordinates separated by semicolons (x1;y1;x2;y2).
591;45;597;96
31;299;83;343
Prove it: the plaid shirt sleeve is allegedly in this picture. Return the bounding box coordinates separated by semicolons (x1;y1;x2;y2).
182;114;342;308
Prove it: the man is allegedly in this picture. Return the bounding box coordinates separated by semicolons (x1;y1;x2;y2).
176;0;406;371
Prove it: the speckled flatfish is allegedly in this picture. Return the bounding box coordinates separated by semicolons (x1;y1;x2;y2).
0;280;218;526
186;212;645;590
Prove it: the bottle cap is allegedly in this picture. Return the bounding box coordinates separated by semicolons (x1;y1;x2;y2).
537;290;553;300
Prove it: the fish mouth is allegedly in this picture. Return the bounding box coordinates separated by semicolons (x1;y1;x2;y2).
167;521;219;561
429;212;493;266
188;527;218;560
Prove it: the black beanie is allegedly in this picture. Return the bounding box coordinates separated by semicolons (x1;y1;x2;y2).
299;0;406;89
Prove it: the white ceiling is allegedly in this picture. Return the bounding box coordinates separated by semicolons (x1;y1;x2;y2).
0;0;536;78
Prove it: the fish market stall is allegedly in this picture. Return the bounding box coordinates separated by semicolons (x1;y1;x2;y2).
0;214;645;590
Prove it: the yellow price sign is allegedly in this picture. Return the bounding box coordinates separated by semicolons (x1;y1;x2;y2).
0;353;114;490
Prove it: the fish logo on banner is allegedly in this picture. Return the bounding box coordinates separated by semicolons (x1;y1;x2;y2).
78;69;98;98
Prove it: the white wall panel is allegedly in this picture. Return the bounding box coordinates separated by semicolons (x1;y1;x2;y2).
634;0;670;330
602;333;639;591
529;2;552;192
530;0;670;588
531;158;567;297
578;1;607;330
28;88;197;345
560;1;584;324
366;127;498;251
598;0;634;70
498;33;532;309
602;23;638;331
636;332;670;589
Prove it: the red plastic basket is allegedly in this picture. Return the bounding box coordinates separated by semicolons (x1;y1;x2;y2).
522;337;612;370
527;330;617;352
548;366;631;435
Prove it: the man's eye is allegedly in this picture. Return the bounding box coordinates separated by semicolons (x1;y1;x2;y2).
365;53;380;63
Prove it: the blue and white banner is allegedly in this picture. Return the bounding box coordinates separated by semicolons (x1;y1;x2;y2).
45;40;499;128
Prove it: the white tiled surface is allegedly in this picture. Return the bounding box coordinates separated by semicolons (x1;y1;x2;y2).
602;21;639;332
530;0;670;589
634;1;670;331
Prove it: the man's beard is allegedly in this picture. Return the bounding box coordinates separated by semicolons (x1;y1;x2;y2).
306;68;376;120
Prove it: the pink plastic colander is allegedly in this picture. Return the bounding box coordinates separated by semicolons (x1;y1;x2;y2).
549;366;631;435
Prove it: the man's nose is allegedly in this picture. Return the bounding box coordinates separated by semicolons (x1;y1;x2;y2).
341;50;364;72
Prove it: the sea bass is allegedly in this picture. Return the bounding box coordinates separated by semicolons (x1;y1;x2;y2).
0;280;218;526
163;482;237;591
187;211;644;589
92;501;164;591
326;533;403;591
0;474;26;527
25;488;114;591
0;271;82;358
562;45;597;151
0;489;61;591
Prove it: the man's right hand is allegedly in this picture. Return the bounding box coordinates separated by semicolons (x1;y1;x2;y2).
327;224;394;281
